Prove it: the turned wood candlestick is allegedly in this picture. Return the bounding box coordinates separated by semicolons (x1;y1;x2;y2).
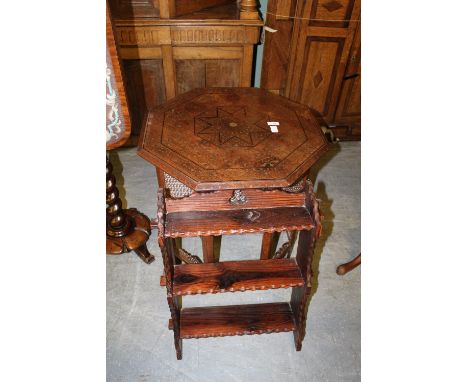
106;157;155;264
239;0;260;20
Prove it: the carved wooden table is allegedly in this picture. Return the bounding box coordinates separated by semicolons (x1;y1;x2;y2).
138;87;329;359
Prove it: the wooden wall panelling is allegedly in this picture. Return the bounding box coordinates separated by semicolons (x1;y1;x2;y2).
333;21;360;139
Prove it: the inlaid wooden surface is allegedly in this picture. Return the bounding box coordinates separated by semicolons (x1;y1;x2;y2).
179;302;296;339
138;87;328;191
173;258;304;295
165;206;315;237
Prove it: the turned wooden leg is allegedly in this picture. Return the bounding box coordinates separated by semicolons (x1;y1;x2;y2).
260;232;280;259
106;156;155;264
336;253;361;275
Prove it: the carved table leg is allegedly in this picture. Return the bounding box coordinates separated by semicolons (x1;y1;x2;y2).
106;156;155;264
290;229;315;351
291;181;321;350
260;232;280;259
336;253;361;275
157;190;183;359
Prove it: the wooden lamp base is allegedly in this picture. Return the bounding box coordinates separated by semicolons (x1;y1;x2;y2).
106;156;155;264
106;208;155;264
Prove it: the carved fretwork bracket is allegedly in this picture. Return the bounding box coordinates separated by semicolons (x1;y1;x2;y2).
176;248;202;264
273;231;298;259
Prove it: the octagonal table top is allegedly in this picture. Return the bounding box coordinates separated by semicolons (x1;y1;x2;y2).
138;88;329;191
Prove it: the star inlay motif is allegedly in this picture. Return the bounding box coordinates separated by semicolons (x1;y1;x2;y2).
194;107;271;147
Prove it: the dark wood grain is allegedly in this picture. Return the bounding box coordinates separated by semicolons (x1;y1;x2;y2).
179;303;296;339
173;258;304;295
165;206;314;238
201;235;215;263
165;188;305;213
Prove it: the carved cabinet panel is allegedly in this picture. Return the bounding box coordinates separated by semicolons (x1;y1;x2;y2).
108;0;262;145
290;37;346;121
307;0;356;27
261;0;361;140
175;60;240;94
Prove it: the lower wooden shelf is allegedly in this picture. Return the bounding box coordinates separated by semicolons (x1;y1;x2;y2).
178;302;296;339
173;258;304;295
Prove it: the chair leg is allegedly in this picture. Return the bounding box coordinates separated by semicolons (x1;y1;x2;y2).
336;253;361;275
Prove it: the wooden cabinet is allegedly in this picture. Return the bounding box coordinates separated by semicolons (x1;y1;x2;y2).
261;0;361;140
108;0;262;144
334;22;360;137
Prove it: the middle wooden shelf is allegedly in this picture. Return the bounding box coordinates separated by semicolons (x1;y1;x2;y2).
173;258;305;296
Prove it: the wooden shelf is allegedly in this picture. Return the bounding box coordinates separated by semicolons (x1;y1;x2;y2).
175;3;239;20
179;302;296;339
165;206;314;237
173;258;304;295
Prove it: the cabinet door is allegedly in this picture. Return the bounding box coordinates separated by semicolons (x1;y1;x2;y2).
334;22;360;138
174;59;240;94
285;0;360;123
122;60;166;138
